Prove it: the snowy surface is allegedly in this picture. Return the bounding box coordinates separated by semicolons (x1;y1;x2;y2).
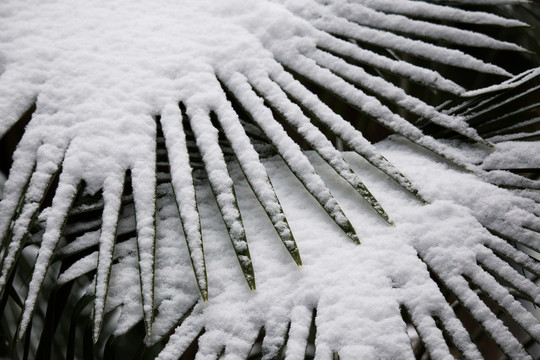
0;0;537;358
482;141;540;170
92;139;536;359
0;172;5;200
49;138;540;359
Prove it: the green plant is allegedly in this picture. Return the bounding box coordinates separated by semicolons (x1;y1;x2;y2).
0;0;539;359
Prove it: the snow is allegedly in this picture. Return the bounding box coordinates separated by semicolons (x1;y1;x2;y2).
222;72;360;243
429;0;526;4
314;31;466;95
210;85;302;264
482;141;540;170
151;138;540;358
183;85;256;290
274;49;476;172
0;143;65;295
42;135;531;359
160;104;208;299
289;1;514;77
0;171;6;200
354;0;526;27
0;0;537;358
92;172;125;341
463;67;540;97
316;0;526;51
246;67;392;223
489;130;540;142
270;68;422;200
19;165;81;337
307;48;486;144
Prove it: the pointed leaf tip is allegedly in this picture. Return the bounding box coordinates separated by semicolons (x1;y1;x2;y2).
347;226;360;245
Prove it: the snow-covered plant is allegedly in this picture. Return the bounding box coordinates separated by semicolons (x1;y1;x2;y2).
0;0;539;359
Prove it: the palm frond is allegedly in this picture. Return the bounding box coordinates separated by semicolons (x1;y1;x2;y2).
0;0;539;358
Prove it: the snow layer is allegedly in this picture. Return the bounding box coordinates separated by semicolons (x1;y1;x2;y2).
110;138;538;359
354;0;526;27
482;141;540;170
0;0;535;355
0;172;5;200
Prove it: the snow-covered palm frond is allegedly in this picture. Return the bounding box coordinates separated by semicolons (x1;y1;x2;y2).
0;0;539;358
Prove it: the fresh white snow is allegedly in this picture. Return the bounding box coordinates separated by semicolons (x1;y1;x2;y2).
0;0;537;358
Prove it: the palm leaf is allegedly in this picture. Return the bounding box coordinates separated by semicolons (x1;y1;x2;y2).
0;0;539;358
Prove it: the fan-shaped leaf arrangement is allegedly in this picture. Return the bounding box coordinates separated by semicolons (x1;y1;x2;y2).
0;0;539;359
